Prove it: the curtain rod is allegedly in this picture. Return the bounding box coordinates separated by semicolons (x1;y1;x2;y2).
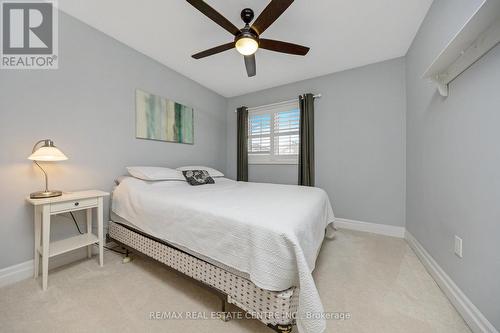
234;94;321;112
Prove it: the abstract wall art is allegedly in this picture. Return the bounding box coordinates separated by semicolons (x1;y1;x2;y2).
136;89;194;144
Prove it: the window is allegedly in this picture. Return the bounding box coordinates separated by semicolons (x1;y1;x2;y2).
248;101;300;164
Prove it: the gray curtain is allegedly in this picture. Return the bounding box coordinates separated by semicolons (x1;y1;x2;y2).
237;106;249;182
298;94;315;186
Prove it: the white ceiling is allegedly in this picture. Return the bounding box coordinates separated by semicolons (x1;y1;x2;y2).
58;0;433;97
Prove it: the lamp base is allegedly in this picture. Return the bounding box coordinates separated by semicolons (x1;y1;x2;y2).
30;190;63;199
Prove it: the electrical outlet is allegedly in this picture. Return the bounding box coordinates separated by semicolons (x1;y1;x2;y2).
454;236;463;258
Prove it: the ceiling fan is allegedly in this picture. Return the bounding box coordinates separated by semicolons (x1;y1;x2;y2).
186;0;310;77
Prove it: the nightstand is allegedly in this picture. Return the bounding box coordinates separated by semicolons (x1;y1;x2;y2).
26;190;110;290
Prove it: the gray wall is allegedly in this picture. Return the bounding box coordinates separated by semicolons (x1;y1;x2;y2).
0;12;227;269
227;58;406;226
405;0;500;329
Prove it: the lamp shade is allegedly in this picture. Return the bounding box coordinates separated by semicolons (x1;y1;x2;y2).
28;140;68;161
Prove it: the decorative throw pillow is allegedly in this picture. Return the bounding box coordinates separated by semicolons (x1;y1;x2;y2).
182;170;215;186
177;166;224;178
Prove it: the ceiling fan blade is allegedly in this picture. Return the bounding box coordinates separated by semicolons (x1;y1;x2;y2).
186;0;240;36
251;0;294;35
192;42;234;59
259;39;309;56
244;55;256;77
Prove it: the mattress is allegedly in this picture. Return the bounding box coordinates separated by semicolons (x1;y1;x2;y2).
110;211;250;279
111;176;335;333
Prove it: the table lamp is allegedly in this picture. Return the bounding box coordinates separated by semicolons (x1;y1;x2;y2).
28;139;68;199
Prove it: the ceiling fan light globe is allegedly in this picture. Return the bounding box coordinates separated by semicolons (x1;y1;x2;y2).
235;37;258;56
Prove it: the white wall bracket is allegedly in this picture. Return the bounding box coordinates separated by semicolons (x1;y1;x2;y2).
423;0;500;97
434;76;449;97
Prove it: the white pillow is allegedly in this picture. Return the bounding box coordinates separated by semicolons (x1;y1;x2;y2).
126;167;185;181
176;166;224;178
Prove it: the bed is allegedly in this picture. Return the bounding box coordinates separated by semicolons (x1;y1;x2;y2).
109;176;335;333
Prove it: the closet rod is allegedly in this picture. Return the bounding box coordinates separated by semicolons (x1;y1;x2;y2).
234;94;321;112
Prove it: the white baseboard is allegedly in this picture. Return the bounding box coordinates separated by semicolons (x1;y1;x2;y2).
335;218;405;238
0;260;34;288
0;247;97;288
405;231;498;333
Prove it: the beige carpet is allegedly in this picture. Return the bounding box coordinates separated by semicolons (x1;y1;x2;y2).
0;229;470;333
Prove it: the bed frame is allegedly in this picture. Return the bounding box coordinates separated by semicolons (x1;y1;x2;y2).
107;221;298;333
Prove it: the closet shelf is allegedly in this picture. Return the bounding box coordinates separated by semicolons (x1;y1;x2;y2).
422;0;500;97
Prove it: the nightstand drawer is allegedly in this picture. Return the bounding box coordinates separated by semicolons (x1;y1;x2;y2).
50;198;98;213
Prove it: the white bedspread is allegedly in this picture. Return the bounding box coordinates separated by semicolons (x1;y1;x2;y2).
112;177;335;333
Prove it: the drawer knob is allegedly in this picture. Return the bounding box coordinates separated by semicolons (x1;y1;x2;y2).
74;202;79;207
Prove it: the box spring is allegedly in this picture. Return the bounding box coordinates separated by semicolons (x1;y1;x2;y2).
108;221;298;330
